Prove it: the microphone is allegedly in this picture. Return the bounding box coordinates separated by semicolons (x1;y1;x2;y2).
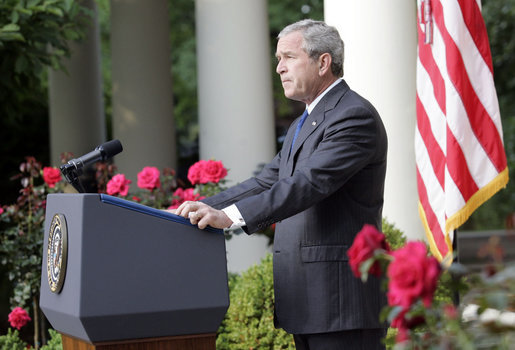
60;140;123;187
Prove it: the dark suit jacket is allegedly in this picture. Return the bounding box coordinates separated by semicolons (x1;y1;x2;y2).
202;79;388;334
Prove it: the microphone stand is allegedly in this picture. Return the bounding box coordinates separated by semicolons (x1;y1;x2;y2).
60;163;86;193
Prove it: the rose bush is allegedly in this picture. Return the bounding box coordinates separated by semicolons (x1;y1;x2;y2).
103;165;176;208
0;156;228;348
349;225;515;349
103;159;228;208
0;157;66;348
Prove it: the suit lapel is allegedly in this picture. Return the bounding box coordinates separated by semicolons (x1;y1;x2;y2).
285;81;350;172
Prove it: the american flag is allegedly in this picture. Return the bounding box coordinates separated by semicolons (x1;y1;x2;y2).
416;0;509;262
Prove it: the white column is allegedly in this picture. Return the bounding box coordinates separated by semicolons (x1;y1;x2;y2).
110;0;176;180
196;0;275;272
195;0;275;183
325;0;424;241
48;0;105;166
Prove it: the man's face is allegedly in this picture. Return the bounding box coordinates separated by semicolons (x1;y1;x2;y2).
275;31;320;105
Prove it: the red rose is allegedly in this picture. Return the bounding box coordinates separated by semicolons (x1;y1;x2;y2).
199;160;227;184
187;162;203;185
347;224;390;278
42;167;62;188
137;166;161;190
0;207;4;215
8;307;31;330
169;188;185;209
387;242;441;309
168;188;205;209
183;188;205;201
106;174;131;196
187;160;228;185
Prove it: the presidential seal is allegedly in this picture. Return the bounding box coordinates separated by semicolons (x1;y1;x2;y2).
47;213;68;293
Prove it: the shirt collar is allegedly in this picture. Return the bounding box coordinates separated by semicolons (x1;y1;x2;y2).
306;78;342;114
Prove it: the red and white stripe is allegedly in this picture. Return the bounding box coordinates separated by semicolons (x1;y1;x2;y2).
416;0;508;261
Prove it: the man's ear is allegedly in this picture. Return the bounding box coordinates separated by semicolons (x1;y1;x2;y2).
318;53;332;76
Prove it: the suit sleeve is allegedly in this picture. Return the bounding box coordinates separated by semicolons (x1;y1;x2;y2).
201;149;282;209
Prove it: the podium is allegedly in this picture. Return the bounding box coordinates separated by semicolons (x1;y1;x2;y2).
40;194;229;349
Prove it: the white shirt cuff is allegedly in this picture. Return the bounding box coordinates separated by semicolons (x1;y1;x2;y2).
222;204;246;228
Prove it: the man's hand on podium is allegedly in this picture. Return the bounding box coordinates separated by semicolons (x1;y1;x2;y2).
170;201;233;230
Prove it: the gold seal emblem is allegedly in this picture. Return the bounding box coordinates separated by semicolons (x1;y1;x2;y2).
47;213;68;293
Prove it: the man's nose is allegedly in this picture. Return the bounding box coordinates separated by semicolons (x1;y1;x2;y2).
276;61;285;74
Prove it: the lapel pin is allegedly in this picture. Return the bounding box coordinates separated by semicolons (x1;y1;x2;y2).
312;121;316;126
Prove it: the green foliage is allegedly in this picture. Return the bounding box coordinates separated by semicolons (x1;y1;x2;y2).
0;157;54;308
95;0;113;139
0;0;92;206
40;329;62;350
168;0;198;161
0;329;28;350
0;328;62;350
216;254;295;349
0;0;91;118
382;218;407;250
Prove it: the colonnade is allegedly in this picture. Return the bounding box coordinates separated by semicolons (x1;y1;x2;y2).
48;0;422;272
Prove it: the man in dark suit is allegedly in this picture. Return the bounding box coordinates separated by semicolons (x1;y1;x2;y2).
175;19;388;349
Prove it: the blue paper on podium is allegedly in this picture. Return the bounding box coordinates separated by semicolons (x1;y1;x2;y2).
100;193;223;234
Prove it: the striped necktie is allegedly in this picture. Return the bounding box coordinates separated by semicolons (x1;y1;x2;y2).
290;109;309;151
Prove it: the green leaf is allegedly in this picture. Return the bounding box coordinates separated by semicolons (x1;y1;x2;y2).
14;56;28;73
27;0;41;8
63;0;73;12
380;305;393;322
45;7;64;17
10;10;20;23
387;306;404;323
0;32;25;42
359;257;376;282
1;23;20;32
15;7;33;16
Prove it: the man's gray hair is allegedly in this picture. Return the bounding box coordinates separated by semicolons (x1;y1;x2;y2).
278;19;344;77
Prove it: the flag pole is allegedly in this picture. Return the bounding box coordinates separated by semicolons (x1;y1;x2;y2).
452;229;460;306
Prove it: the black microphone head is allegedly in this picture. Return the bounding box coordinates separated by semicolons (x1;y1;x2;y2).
97;139;123;160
